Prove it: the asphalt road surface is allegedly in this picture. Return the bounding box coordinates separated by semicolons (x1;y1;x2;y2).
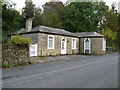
2;53;118;88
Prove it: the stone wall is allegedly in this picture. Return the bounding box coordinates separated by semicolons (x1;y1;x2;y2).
80;37;106;55
2;44;29;68
38;33;79;56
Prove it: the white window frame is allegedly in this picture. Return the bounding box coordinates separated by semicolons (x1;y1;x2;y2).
103;38;106;51
72;38;76;49
48;35;54;49
84;38;91;54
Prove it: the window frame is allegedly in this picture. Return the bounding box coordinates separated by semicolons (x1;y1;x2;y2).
84;38;91;54
72;38;76;49
48;35;54;49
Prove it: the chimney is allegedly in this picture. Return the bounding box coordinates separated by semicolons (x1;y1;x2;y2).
26;18;33;32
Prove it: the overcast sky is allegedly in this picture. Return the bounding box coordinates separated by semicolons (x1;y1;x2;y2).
11;0;119;11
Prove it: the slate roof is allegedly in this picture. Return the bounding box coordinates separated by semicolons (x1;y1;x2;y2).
75;32;103;37
12;26;78;37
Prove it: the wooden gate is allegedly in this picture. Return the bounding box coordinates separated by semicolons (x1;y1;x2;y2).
29;43;38;57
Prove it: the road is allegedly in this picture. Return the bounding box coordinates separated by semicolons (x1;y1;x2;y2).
2;53;118;88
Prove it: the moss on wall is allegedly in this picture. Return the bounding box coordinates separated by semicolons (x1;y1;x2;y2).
2;44;29;68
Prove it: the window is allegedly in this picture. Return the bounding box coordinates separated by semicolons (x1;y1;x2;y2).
103;38;106;50
48;35;54;49
84;38;91;54
84;39;90;50
62;39;65;50
72;38;76;49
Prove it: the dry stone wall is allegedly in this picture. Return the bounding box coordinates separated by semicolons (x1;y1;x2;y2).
2;44;29;68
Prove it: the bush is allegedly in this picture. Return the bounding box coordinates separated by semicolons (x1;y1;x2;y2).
7;36;31;45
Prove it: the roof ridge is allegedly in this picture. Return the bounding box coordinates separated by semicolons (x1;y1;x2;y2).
40;25;75;34
18;28;25;33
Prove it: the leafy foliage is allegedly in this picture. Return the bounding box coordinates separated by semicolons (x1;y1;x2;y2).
7;36;31;45
118;14;120;49
23;0;34;19
103;27;116;40
104;6;118;32
103;3;118;47
93;2;109;34
32;7;43;27
63;2;100;32
41;2;65;28
2;1;24;42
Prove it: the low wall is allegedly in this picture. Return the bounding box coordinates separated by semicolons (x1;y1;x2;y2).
2;44;29;68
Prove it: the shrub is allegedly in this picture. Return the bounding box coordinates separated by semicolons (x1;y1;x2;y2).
7;36;31;45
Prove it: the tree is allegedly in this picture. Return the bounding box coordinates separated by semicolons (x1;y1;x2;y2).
118;14;120;50
63;2;99;32
90;2;109;34
42;2;65;28
23;0;34;19
102;3;118;48
2;1;24;42
32;7;43;27
105;3;118;32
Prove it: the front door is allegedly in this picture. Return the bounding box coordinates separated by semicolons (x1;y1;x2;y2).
61;38;66;54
